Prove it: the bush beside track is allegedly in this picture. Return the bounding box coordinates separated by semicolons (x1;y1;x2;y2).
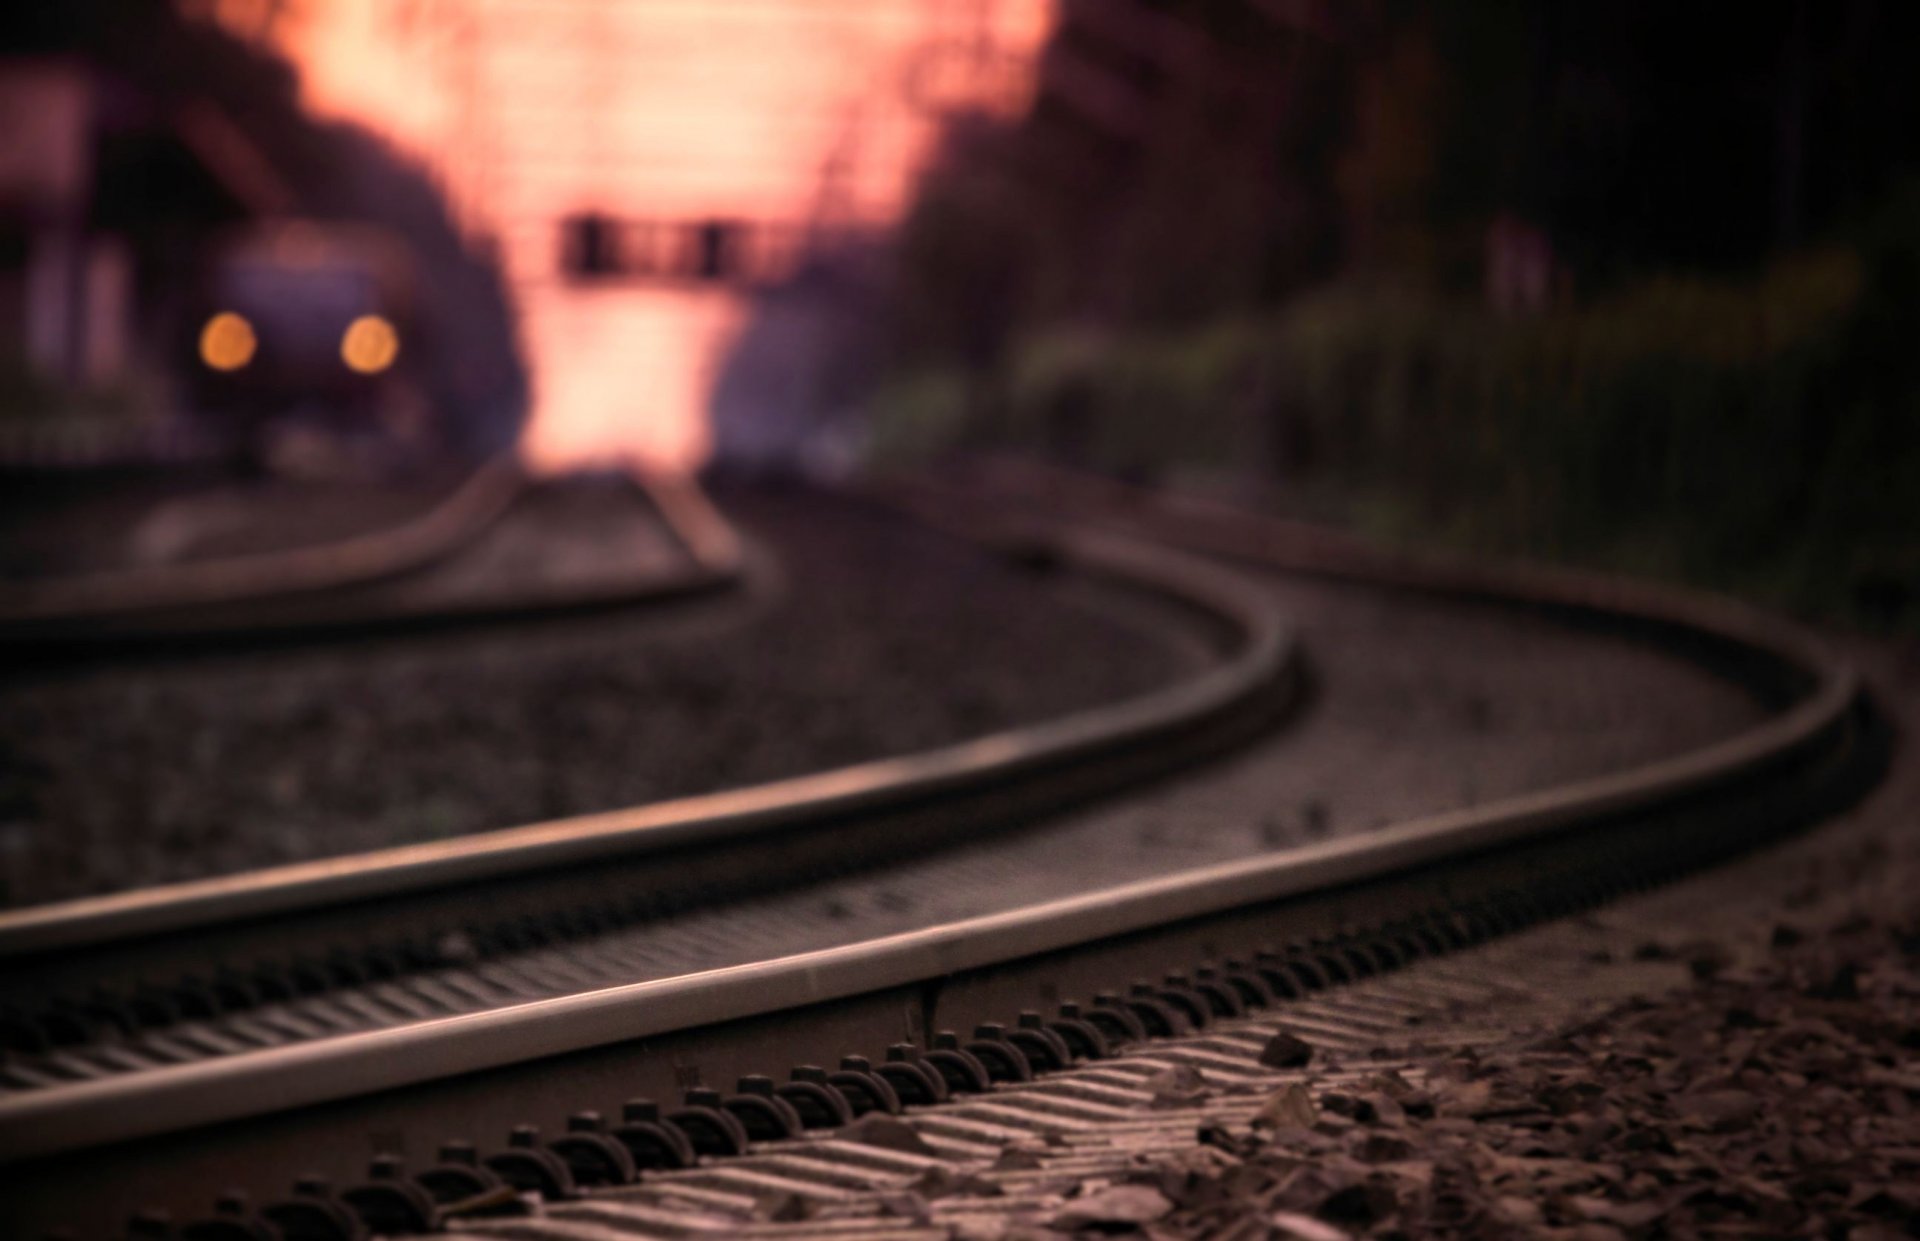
869;193;1920;631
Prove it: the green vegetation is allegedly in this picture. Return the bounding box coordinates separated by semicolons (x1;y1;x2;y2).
865;1;1920;629
870;208;1920;628
0;356;141;425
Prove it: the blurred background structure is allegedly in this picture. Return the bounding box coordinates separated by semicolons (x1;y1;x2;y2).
1;2;528;468
3;0;1917;622
864;0;1920;626
191;0;1050;470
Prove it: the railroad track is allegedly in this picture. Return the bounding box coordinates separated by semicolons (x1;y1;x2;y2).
0;484;1298;1236
0;458;522;636
0;460;742;649
415;913;1721;1240
0;470;1879;1238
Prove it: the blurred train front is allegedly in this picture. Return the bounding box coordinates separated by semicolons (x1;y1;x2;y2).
183;221;432;463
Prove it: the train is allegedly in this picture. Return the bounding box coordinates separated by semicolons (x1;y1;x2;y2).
180;220;432;459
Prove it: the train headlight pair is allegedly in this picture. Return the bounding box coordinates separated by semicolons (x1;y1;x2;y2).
197;313;400;374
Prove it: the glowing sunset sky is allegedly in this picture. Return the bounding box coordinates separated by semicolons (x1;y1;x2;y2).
243;0;1053;468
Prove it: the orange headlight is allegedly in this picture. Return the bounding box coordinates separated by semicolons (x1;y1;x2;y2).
341;315;400;374
199;312;257;371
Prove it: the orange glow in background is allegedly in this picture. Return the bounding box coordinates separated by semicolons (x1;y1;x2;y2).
199;310;257;371
340;314;399;374
238;0;1054;471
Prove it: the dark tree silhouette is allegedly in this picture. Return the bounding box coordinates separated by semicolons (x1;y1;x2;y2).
2;0;527;453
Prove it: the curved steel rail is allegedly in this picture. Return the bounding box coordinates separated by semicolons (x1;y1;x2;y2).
0;456;527;626
0;460;747;652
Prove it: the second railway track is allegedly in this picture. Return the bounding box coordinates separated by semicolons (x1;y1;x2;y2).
0;468;1882;1238
0;458;743;650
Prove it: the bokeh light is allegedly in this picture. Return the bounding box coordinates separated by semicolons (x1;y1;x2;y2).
198;311;257;371
340;314;400;374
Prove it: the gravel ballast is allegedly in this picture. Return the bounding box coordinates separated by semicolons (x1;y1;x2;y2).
0;486;1202;906
1116;913;1920;1240
340;562;1771;1003
522;639;1913;1241
899;635;1920;1241
0;482;1776;922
